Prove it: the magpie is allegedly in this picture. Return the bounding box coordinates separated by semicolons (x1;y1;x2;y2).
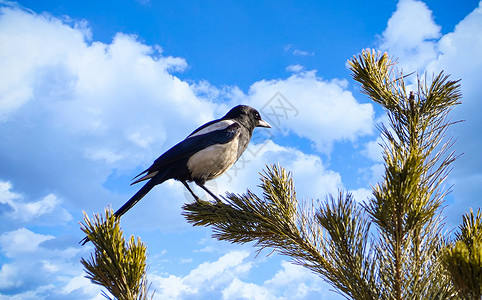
114;105;270;218
81;105;269;244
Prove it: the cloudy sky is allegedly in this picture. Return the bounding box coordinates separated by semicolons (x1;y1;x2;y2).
0;0;481;299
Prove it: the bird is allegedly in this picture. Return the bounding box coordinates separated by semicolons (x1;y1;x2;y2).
114;104;270;219
80;105;270;245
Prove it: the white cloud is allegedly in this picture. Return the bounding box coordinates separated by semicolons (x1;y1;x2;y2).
221;260;335;300
0;180;20;205
0;183;86;298
292;49;315;56
245;72;374;152
222;279;275;300
0;264;22;290
286;64;305;73
362;136;384;163
0;5;88;121
0;228;54;257
0;4;217;214
0;226;86;297
377;0;482;224
349;187;373;204
152;252;339;300
61;275;105;300
425;1;482;141
283;44;315;56
0;181;72;225
369;163;385;186
265;261;329;298
380;0;441;72
185;251;251;287
152;251;252;299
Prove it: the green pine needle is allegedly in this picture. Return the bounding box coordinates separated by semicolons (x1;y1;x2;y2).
443;209;482;299
80;208;153;300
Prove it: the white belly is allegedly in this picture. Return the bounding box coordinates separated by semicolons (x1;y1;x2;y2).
187;137;239;181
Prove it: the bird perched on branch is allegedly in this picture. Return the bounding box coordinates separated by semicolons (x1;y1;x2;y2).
81;105;270;245
116;105;270;218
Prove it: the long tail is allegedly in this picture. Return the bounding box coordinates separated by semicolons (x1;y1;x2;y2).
114;170;169;218
80;178;160;245
113;179;157;218
80;168;170;245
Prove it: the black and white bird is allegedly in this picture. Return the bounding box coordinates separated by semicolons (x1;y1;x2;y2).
114;105;271;218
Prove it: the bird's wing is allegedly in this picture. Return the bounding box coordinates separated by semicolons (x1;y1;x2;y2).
187;118;221;136
131;122;241;184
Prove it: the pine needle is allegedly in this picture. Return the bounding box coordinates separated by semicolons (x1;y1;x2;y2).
79;208;153;300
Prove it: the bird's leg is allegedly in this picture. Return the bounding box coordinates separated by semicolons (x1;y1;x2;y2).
197;183;223;202
182;181;202;202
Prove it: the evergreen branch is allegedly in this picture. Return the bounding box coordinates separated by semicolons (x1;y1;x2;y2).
443;208;482;299
183;165;379;299
315;192;379;299
80;208;153;300
349;49;461;299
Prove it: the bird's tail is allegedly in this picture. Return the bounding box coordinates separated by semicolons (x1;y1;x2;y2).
114;170;169;218
80;168;171;245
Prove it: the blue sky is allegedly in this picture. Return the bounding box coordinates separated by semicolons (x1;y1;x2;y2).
0;0;481;299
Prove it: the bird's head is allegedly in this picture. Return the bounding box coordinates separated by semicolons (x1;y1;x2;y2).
224;105;271;130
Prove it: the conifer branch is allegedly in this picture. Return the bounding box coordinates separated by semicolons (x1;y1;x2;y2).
443;208;482;299
349;49;461;300
80;208;153;300
183;165;379;299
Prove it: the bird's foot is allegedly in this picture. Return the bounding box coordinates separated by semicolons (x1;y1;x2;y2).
197;184;223;203
182;181;203;202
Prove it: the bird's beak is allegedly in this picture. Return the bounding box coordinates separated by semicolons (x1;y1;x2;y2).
257;119;271;128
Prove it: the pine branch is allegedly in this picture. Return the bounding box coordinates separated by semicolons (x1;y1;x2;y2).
349;49;461;299
183;165;379;299
80;208;153;300
443;209;482;299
